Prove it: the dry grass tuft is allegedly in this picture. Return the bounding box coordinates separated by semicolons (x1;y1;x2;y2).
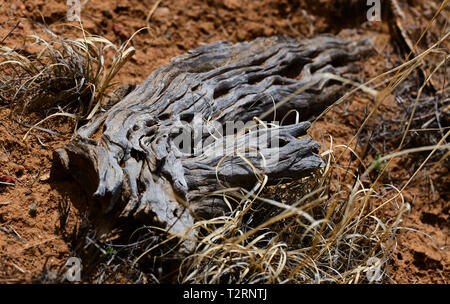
0;22;138;137
172;140;408;283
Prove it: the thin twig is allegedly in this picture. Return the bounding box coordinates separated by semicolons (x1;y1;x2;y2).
146;0;161;23
0;21;21;45
20;237;60;252
16;120;60;136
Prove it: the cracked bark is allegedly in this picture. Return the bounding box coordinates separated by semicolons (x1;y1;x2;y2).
51;35;373;253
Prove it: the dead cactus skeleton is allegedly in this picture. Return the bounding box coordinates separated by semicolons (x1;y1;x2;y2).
51;35;373;253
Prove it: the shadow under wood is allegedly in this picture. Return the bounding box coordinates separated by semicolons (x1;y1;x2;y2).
50;175;184;283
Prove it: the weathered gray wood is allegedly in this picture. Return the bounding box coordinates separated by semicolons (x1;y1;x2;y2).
51;35;372;253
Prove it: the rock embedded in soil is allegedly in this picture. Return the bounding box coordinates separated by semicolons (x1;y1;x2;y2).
51;34;373;253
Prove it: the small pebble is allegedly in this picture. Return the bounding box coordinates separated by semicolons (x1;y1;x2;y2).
28;203;37;216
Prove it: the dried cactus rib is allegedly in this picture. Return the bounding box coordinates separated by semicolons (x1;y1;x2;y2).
52;35;373;252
